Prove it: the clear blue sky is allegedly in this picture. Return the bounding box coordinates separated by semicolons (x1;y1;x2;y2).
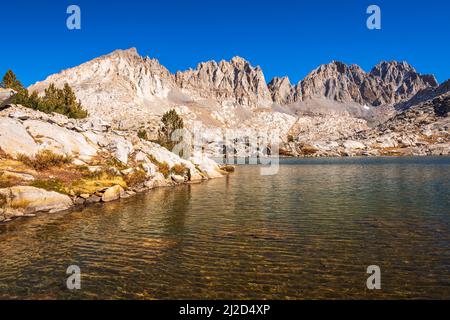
1;0;449;86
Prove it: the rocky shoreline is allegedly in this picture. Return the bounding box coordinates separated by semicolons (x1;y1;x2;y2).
1;91;449;224
0;105;228;224
0;176;214;224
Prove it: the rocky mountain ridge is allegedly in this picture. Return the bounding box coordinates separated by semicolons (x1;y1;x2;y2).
23;48;449;158
175;56;273;109
271;61;437;106
28;49;440;125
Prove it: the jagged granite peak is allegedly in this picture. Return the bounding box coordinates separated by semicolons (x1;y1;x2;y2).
29;48;181;124
370;61;438;99
27;48;443;132
268;76;300;105
175;56;273;109
298;61;372;104
30;47;177;96
268;60;439;107
370;61;437;86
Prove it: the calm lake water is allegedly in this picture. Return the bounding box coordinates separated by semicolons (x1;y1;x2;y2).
0;157;449;299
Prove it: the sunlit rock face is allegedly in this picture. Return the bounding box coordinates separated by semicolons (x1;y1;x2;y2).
0;104;223;179
269;61;438;106
175;56;273;109
27;48;447;158
29;48;180;127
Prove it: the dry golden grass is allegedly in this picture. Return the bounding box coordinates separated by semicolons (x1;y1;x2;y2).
124;169;147;187
279;149;295;157
0;172;25;188
0;152;129;196
0;159;38;188
158;162;170;178
90;151;127;170
417;134;439;144
148;155;170;178
10;199;32;210
70;175;127;195
0;159;37;175
170;163;187;176
378;147;406;156
16;150;73;170
31;178;68;194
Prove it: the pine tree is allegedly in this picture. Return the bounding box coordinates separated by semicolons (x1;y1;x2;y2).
1;71;87;119
158;109;184;150
0;70;25;91
1;70;30;105
27;91;41;110
63;83;77;106
62;83;87;118
42;83;60;113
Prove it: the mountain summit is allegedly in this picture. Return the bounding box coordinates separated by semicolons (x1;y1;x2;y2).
269;60;438;106
28;48;441;127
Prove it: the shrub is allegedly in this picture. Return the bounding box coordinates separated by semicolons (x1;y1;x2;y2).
157;162;170;178
221;165;235;173
147;155;170;178
137;129;148;140
124;169;147;187
170;163;187;176
77;166;117;180
0;148;8;159
89;151;127;171
105;157;127;171
17;150;73;170
0;172;24;188
287;135;295;143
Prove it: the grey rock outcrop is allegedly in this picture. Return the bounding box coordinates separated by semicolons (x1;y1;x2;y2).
370;61;437;97
102;185;125;202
